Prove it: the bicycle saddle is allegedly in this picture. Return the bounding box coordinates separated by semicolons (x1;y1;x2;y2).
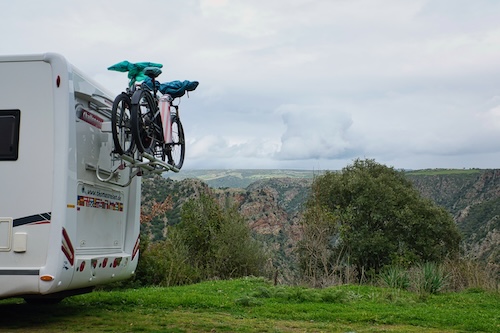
143;67;162;79
144;78;199;98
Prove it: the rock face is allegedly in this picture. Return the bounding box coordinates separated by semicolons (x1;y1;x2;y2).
233;178;310;238
142;175;310;238
239;187;287;236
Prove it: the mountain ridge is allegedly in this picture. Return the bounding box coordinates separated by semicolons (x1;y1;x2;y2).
164;169;320;188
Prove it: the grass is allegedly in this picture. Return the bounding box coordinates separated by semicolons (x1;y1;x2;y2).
0;277;499;332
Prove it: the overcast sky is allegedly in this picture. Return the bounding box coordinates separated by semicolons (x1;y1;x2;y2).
4;0;500;170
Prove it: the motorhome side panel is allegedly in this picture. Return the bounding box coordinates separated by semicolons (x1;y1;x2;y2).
63;69;140;290
74;90;127;252
0;58;56;297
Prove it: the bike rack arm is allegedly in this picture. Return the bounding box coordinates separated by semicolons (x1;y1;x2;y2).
120;153;180;173
95;164;117;182
142;152;180;173
86;163;120;182
88;152;179;188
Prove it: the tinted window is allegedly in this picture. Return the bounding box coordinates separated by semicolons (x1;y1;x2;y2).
0;110;21;161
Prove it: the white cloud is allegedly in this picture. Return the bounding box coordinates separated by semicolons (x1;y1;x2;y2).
276;104;359;160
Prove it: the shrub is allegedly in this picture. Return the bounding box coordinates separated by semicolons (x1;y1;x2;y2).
442;258;499;292
411;262;448;295
134;228;199;286
179;193;267;280
379;266;410;290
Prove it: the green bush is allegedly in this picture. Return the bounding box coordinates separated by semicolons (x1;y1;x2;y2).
179;193;267;280
412;262;448;295
379;265;410;290
134;229;199;286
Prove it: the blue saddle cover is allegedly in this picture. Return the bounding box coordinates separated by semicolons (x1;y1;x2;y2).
144;78;199;98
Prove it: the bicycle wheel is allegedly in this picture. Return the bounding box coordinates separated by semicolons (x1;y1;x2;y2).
111;93;134;155
131;89;158;153
166;115;185;169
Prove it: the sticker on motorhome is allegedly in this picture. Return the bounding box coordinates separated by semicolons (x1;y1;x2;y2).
77;195;123;211
79;109;103;129
77;184;123;211
13;213;51;227
80;184;122;201
62;227;75;266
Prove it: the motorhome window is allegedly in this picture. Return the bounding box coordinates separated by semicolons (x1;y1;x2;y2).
0;110;21;161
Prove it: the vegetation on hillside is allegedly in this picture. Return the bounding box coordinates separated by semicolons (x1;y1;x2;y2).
406;172;481;213
135;163;500;290
405;168;483;176
140;176;210;240
406;169;500;278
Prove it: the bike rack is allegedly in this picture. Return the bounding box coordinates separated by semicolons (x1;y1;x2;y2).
89;151;179;188
120;152;180;174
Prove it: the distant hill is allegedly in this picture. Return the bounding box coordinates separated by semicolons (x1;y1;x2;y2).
164;169;322;188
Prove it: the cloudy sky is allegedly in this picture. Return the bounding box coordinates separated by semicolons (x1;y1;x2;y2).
4;0;500;170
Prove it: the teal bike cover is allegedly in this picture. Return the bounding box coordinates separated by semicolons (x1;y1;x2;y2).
108;61;163;82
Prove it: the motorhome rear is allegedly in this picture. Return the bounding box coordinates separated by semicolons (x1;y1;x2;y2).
0;53;142;302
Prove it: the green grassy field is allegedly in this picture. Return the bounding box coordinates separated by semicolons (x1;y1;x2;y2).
0;278;498;332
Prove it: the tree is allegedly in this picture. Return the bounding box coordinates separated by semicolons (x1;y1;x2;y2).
179;192;267;280
300;159;461;280
297;199;341;287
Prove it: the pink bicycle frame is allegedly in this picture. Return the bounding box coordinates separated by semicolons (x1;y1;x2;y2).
159;95;172;143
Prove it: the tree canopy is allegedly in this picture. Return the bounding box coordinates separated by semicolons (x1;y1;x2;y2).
299;159;461;283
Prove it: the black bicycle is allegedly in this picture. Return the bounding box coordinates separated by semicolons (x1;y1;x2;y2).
130;69;198;169
108;61;163;156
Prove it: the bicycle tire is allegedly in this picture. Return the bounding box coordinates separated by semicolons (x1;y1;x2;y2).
166;115;185;169
131;89;158;153
111;93;134;155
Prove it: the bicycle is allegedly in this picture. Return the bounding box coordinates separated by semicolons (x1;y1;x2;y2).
108;61;163;156
130;70;198;170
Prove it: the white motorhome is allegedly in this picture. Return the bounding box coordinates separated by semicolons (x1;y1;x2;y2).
0;53;169;302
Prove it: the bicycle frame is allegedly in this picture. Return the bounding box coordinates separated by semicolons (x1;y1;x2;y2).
147;81;178;147
159;95;173;144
